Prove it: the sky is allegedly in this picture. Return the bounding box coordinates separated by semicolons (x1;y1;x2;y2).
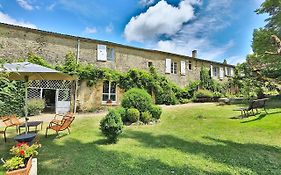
0;0;267;65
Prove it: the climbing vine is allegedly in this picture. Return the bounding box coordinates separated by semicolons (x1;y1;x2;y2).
17;52;233;105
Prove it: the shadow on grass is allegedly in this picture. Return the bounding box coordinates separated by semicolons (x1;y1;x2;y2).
123;131;281;175
240;111;281;123
35;135;229;175
240;113;267;123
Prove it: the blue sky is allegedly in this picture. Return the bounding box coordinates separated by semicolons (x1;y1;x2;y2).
0;0;267;64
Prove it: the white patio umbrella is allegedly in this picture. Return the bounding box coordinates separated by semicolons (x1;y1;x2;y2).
1;62;76;134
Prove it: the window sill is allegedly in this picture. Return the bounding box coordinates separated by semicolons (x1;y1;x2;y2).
102;101;117;105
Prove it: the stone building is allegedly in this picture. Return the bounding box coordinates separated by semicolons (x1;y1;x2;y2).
0;23;235;112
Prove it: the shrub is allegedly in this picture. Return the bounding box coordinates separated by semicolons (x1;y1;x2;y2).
126;108;140;123
213;91;222;98
121;88;152;112
0;81;25;116
149;105;162;119
194;89;213;98
27;98;45;116
100;110;123;143
140;111;152;124
114;107;127;122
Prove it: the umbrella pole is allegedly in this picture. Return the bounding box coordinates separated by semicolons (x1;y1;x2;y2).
24;76;28;134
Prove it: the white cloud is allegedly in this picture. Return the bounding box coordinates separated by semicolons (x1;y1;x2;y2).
127;0;236;61
105;23;113;33
0;12;37;29
16;0;33;10
124;0;200;42
227;55;246;65
139;0;155;6
47;3;56;11
84;27;97;34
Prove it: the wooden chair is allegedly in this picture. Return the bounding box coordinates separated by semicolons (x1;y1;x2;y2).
0;117;16;142
50;112;74;125
45;115;75;137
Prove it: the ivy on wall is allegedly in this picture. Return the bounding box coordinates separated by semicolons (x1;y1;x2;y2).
0;52;240;116
25;52;192;105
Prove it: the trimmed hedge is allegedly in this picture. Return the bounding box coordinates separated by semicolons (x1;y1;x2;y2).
126;108;140;123
114;107;127;122
140;111;152;124
100;110;123;143
195;89;213;98
149;105;162;119
121;88;152;112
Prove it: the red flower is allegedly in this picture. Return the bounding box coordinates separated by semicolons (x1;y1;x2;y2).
19;150;25;155
17;142;27;147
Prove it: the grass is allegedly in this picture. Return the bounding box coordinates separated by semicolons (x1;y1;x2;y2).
0;99;281;174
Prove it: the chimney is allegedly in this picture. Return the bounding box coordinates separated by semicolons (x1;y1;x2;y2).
192;50;197;58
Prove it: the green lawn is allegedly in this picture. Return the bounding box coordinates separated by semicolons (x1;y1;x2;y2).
1;100;281;175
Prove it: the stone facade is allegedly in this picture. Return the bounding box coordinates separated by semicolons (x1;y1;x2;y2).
0;23;235;111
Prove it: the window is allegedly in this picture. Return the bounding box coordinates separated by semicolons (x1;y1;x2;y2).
97;44;107;61
188;60;192;70
107;47;115;61
213;67;218;77
171;62;177;74
102;81;117;103
147;62;153;68
227;67;231;76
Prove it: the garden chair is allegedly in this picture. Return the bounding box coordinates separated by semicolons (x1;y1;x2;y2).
50;112;74;125
45;115;75;137
9;115;24;130
0;117;16;142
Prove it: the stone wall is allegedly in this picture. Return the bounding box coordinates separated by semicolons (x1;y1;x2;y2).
0;23;234;110
77;80;124;111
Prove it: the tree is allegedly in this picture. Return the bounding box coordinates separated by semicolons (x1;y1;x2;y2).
247;0;281;85
255;0;281;35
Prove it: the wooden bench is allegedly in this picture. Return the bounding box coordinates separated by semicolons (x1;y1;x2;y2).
234;98;269;118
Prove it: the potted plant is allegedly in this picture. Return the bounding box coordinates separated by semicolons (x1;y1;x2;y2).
2;142;41;175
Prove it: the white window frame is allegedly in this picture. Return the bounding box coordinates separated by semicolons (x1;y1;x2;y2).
102;81;117;105
219;67;224;80
97;44;107;61
213;67;218;77
165;58;171;73
107;47;115;61
171;61;178;74
180;60;186;76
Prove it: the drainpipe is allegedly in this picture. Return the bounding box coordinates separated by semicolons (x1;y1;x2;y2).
74;39;80;114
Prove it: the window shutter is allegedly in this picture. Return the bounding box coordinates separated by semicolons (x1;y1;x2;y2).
165;59;171;73
180;61;186;75
224;67;228;75
230;68;234;76
210;65;213;77
97;45;107;61
219;67;224;80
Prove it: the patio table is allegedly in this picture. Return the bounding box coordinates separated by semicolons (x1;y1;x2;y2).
18;121;43;134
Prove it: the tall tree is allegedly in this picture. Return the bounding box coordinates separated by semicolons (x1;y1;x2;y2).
255;0;281;35
248;0;281;83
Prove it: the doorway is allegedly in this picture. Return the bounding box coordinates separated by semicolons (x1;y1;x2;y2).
42;89;56;112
